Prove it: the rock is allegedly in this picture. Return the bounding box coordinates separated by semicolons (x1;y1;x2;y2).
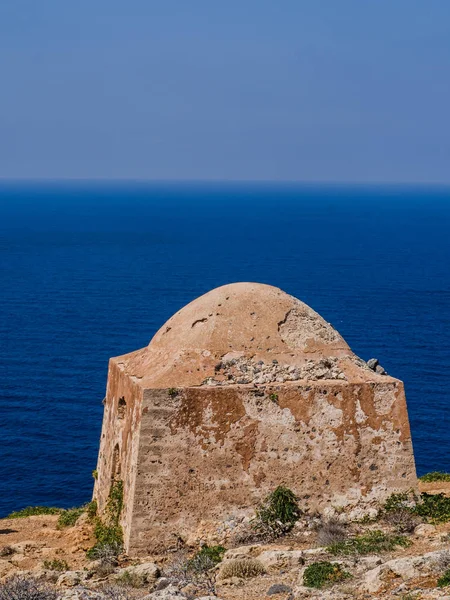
362;549;450;593
367;358;378;370
58;588;103;600
154;577;171;591
414;523;436;537
347;506;378;521
222;545;260;561
375;364;386;375
142;584;186;599
267;583;293;595
257;549;304;570
116;561;160;583
56;571;89;587
9;541;41;555
356;555;383;571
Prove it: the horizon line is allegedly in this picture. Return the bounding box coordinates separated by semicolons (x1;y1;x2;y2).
1;177;450;189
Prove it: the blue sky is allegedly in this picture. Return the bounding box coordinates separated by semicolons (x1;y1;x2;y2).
1;1;449;182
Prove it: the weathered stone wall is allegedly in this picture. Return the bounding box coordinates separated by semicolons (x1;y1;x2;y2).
94;360;143;549
126;380;416;555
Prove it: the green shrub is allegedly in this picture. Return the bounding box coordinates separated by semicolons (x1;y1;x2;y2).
190;545;225;568
43;559;69;572
328;530;411;556
438;568;450;587
220;559;265;579
269;393;278;403
105;480;124;523
303;561;351;589
86;500;98;520
415;494;450;524
257;485;301;531
87;480;124;560
57;506;85;529
86;522;123;560
420;472;450;483
383;491;417;513
7;506;62;519
382;491;450;525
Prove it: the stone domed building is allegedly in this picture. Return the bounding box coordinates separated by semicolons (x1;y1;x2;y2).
94;283;417;555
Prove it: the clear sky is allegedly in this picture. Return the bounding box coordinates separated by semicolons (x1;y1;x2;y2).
1;1;449;183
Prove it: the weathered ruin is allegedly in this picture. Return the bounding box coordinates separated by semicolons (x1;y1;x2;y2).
94;282;417;555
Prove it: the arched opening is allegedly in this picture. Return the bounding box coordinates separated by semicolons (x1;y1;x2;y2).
111;443;121;481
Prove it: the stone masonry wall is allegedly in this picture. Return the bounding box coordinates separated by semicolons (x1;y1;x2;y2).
94;360;143;550
126;380;416;555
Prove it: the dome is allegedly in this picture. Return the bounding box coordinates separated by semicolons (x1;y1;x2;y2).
112;282;379;388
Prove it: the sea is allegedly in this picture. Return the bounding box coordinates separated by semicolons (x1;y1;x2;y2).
0;181;449;517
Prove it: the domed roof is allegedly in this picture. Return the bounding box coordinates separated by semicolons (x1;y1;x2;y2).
112;283;383;388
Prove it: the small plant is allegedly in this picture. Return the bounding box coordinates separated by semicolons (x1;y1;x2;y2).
438;568;450;587
383;491;450;525
168;388;178;397
382;491;422;532
87;500;98;520
256;485;301;535
230;486;301;544
269;393;278;403
0;575;58;600
383;491;418;513
420;472;450;483
57;506;85;529
303;561;351;589
116;570;146;588
97;586;130;600
189;545;225;568
220;558;265;579
166;548;219;595
92;469;99;480
87;529;123;561
383;507;421;533
43;559;69;571
7;506;62;519
87;480;124;560
328;530;411;556
315;518;347;546
415;493;450;524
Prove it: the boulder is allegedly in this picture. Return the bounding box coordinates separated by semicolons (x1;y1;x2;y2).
58;588;103;600
222;545;261;561
257;549;304;570
267;583;293;595
56;571;89;587
142;584;186;598
116;561;160;584
362;549;450;593
414;523;437;537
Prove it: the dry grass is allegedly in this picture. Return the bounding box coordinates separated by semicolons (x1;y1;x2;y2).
220;558;266;579
315;517;348;546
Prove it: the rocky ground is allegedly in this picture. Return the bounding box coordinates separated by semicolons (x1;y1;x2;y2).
1;482;450;600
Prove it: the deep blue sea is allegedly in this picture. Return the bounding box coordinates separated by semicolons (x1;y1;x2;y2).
1;182;449;517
